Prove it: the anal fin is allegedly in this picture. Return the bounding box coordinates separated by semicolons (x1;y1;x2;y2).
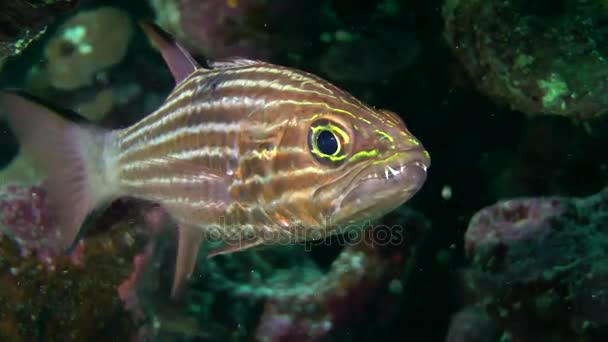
171;223;204;298
207;238;266;258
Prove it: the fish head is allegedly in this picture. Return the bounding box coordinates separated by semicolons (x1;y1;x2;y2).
242;89;429;238
304;107;430;229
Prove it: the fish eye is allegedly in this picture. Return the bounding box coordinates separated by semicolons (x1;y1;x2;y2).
317;130;338;155
308;119;350;165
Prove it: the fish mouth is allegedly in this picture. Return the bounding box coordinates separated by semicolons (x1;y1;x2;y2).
332;150;429;224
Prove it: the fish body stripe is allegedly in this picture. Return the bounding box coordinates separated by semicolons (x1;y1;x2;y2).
119;122;242;160
232;166;325;186
120;94;364;155
120;66;381;146
170;65;338;96
119;96;264;147
119;146;239;175
107;61;417;241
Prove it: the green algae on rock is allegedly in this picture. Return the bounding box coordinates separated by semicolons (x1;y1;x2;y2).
443;0;608;119
0;1;79;65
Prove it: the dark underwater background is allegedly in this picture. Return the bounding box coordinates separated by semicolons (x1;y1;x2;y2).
1;0;608;341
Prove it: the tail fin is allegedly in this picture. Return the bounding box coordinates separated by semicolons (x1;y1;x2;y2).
0;91;118;252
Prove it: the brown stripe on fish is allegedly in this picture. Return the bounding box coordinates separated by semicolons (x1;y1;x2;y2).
171;65;372;118
261;98;362;122
117;93;268;152
262;168;333;199
117;96;250;151
121;85;197;138
165;202;274;239
222;202;270;228
238;145;307;163
125;170;232;215
170;65;338;97
117;116;287;171
165;65;338;106
119;146;239;181
230;166;331;202
119;83;336;151
272;66;381;116
376;109;400;127
118;95;354;166
123;67;249;135
237;147;310;189
215;203;316;242
119;67;375;153
205;67;373;116
118;127;239;165
122;176;226;202
266;190;328;229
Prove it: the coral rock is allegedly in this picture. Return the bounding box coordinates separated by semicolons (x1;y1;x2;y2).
444;0;608;119
0;0;79;63
463;188;608;341
149;0;276;58
45;7;133;90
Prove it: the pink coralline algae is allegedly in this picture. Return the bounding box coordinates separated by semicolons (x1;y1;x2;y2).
0;183;84;266
0;182;143;340
457;188;608;341
464;196;567;256
117;205;170;321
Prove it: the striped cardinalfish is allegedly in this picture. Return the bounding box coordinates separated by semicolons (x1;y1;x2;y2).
0;23;430;297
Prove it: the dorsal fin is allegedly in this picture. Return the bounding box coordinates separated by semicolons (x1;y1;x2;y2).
208;57;265;69
139;21;202;84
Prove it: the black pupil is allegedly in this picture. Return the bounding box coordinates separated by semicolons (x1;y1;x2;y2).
317;130;338;155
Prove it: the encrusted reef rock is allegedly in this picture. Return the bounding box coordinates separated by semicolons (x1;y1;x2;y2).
149;0;275;59
43;7;133;91
0;1;79;65
444;0;608;119
0;183;142;341
458;188;608;341
21;7;146;123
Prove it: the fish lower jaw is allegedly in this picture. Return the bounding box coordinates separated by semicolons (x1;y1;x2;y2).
330;159;428;225
361;160;428;182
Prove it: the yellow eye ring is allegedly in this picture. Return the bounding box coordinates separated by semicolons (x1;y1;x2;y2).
308;120;350;164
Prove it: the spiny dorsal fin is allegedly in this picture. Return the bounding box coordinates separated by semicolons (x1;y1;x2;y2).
208;57;265;69
139;21;202;84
